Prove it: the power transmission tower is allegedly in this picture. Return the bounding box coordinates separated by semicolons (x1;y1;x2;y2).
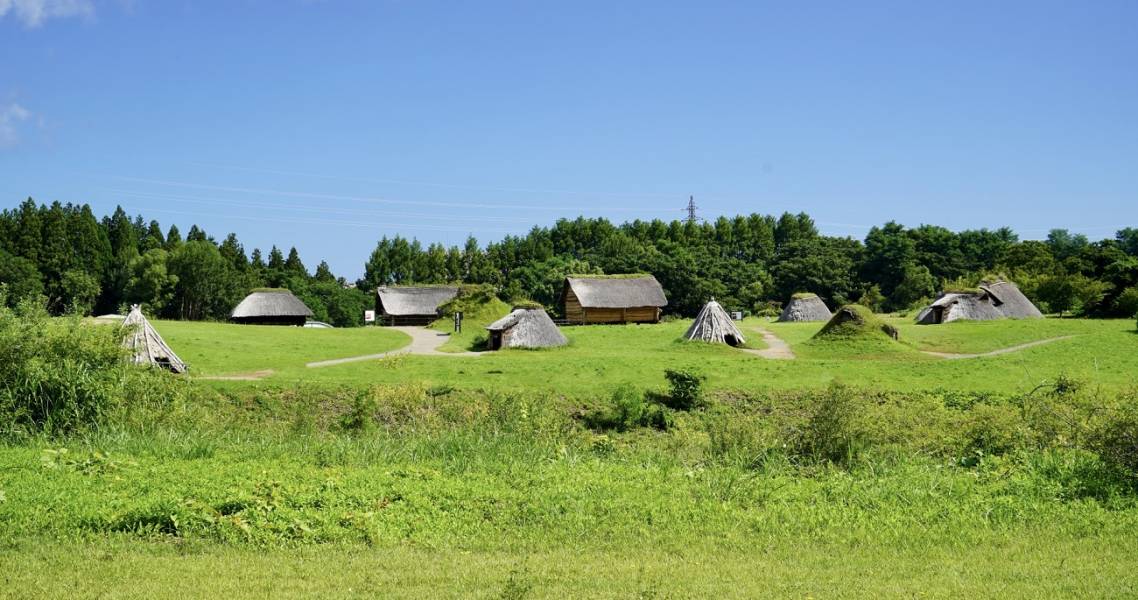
684;195;699;224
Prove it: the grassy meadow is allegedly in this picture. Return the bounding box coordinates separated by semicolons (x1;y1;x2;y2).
3;313;1138;598
158;316;1138;394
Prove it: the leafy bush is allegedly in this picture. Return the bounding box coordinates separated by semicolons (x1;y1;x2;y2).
339;389;378;434
581;386;670;432
663;369;705;411
959;404;1027;458
0;296;181;433
1088;402;1138;483
790;384;867;466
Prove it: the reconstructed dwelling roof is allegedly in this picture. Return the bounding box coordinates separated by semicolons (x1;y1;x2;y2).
563;275;667;309
981;281;1043;319
684;299;746;346
916;281;1042;324
122;305;187;373
376;286;460;316
486;307;568;349
230;289;314;319
778;293;833;322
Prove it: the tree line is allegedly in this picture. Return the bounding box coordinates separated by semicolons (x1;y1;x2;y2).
3;197;1138;324
0;199;370;326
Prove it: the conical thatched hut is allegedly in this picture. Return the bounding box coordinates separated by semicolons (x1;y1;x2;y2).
778;293;832;322
916;281;1043;325
122;305;187;373
485;306;568;350
684;298;746;346
230;289;314;326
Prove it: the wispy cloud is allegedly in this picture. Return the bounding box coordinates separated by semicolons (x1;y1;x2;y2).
0;103;31;148
0;0;94;28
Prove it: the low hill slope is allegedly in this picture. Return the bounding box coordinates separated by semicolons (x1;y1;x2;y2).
428;285;512;352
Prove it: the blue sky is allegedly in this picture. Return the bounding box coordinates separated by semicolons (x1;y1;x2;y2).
2;1;1136;277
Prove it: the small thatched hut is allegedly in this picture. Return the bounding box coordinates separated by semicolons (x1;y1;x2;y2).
122;305;187;373
230;289;314;326
778;293;832;322
376;286;460;326
485;306;568;350
684;298;746;346
916;281;1043;325
561;275;667;324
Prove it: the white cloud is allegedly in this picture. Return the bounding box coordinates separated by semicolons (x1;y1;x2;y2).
0;103;32;148
0;0;94;28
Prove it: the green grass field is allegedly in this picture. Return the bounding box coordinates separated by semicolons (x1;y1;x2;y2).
4;315;1137;598
158;316;1138;394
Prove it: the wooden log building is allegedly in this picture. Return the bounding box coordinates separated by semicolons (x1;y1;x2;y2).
561;275;667;324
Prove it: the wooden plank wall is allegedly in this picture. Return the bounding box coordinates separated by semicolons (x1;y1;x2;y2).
564;290;661;324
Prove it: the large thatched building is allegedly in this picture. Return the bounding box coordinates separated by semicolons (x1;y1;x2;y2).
376;286;460;326
684;299;745;346
916;281;1043;325
230;289;314;326
561;275;667;324
778;293;832;322
485;306;568;350
122;305;187;373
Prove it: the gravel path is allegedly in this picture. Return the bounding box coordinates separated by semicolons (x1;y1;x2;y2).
920;335;1076;360
306;327;482;368
741;327;796;360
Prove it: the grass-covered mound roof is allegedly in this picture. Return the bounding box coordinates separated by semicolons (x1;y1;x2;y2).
813;304;900;342
804;305;914;360
791;292;819;300
429;285;512;351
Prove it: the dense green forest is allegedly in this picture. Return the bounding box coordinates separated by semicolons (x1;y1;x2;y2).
2;197;1137;325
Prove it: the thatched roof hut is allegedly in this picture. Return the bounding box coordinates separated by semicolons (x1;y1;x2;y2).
376;286;459;326
230;289;314;326
778;293;832;322
561;275;667;324
485;306;568;350
916;281;1043;325
684;298;746;346
122;305;187;373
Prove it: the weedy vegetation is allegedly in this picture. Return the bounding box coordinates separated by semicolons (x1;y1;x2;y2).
2;306;1138;597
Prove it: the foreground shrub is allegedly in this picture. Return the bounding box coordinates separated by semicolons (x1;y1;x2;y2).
663;368;705;411
581;385;670;432
790;383;868;467
1089;402;1138;484
0;297;182;434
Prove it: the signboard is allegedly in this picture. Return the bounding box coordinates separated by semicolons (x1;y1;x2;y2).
364;310;375;323
731;311;743;321
454;311;463;333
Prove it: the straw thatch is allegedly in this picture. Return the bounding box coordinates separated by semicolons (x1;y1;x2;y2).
562;275;667;324
982;281;1043;319
485;307;568;350
230;289;314;326
778;293;832;322
376;286;460;325
916;281;1042;325
684;298;746;346
122;305;187;373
